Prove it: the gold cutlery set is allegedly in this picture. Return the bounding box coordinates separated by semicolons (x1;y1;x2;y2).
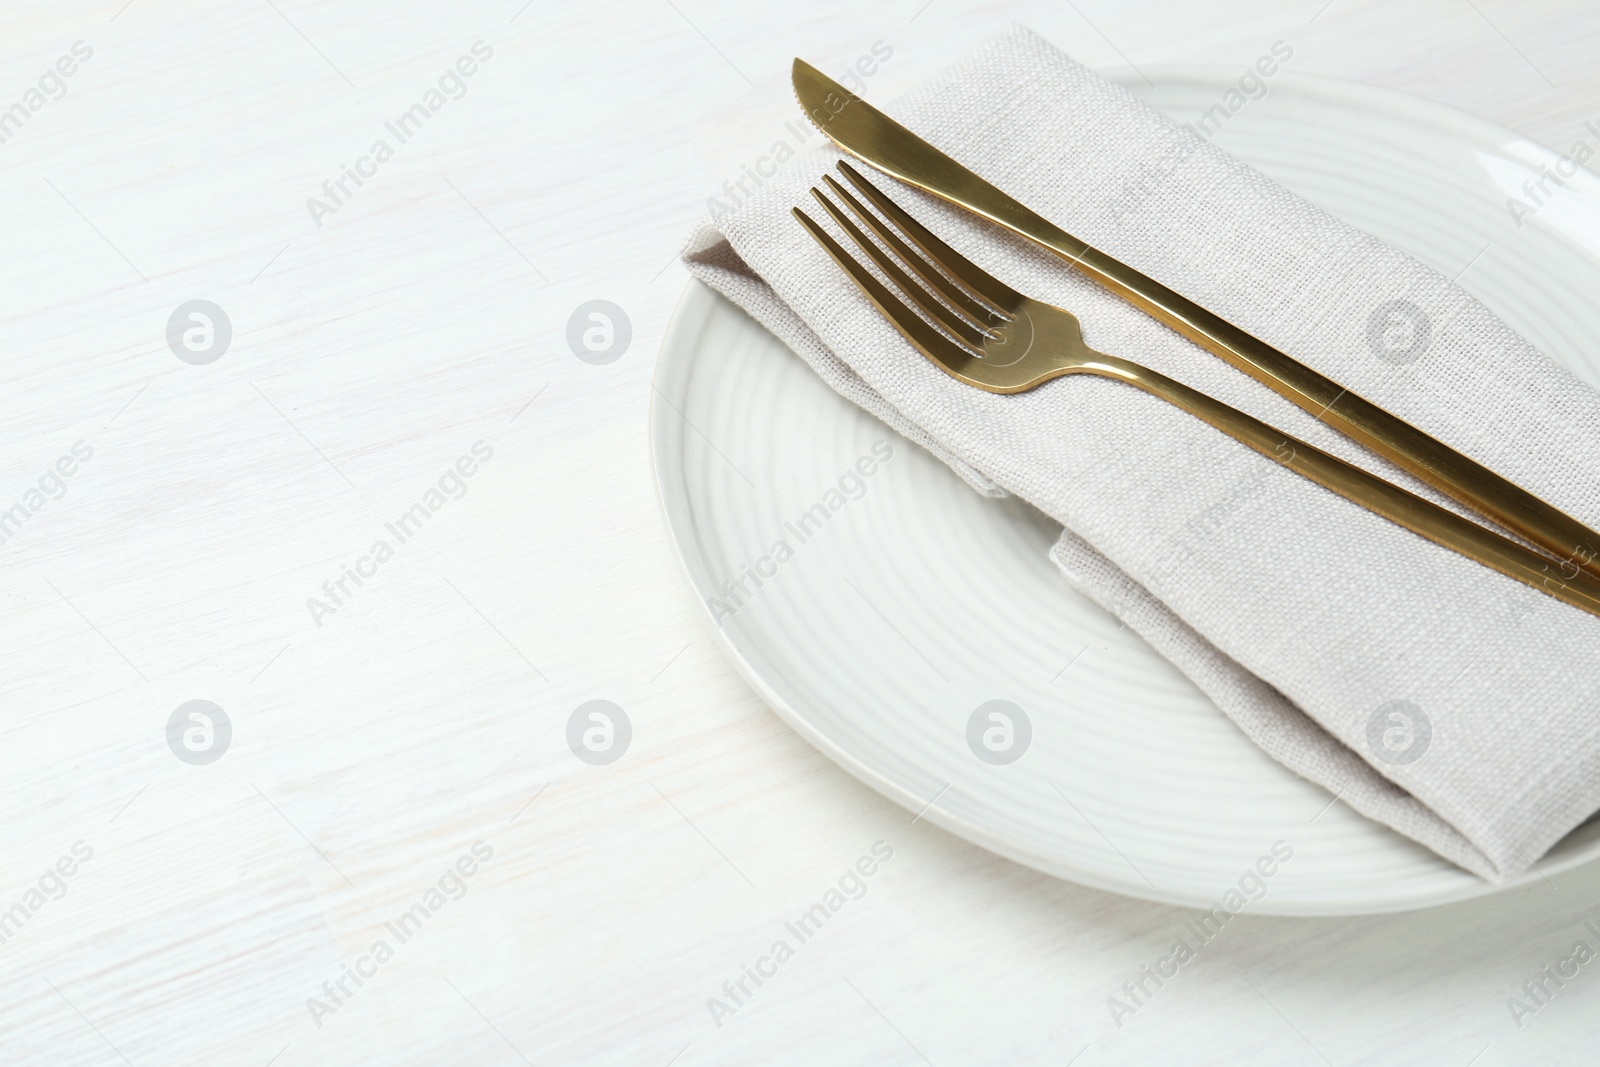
789;59;1600;618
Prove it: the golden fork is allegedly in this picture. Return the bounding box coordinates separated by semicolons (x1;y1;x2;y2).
793;161;1600;619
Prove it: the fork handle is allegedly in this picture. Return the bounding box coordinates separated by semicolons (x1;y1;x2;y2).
1073;354;1600;620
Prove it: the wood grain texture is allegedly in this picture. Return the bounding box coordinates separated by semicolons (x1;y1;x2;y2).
0;0;1597;1063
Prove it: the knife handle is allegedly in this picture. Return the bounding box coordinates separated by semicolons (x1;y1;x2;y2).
1076;244;1600;581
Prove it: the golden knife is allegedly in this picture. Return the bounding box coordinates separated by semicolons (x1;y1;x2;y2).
791;59;1600;581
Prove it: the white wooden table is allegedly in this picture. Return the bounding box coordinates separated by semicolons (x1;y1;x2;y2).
3;0;1599;1063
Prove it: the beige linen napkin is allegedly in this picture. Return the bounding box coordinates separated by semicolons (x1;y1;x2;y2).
681;26;1600;881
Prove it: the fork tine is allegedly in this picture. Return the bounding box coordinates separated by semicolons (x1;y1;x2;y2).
792;206;982;374
820;174;1004;327
836;160;1021;312
808;189;993;350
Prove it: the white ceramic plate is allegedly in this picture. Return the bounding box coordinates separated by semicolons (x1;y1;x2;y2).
650;67;1600;915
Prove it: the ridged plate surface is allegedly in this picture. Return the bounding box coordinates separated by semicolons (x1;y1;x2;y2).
651;67;1600;915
